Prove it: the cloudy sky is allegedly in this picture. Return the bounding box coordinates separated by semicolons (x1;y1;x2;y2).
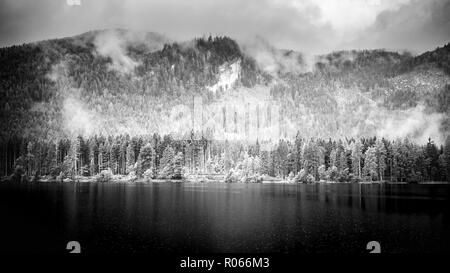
0;0;449;54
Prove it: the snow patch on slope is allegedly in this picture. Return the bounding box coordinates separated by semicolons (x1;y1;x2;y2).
208;59;241;93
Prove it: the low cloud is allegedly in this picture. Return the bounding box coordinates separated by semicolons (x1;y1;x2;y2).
93;29;169;74
377;105;446;144
93;30;139;74
1;0;449;54
62;96;99;137
240;36;315;76
46;59;102;137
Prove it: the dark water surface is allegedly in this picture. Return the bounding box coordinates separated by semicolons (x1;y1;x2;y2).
0;181;449;254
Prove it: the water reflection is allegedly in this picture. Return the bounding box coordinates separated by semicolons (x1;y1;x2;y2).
0;182;449;253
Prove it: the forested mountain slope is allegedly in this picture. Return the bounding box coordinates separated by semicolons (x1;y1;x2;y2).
0;29;449;144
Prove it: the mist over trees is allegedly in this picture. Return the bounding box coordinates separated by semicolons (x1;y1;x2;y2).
0;33;267;142
1;30;449;143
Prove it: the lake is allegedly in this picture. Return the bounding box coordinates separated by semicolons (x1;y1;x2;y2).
0;181;449;254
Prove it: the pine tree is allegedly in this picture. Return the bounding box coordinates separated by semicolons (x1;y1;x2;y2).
289;143;301;175
75;136;84;176
126;143;135;174
137;143;154;177
362;146;378;181
260;151;270;175
89;138;98;175
318;164;327;181
329;148;338;169
391;139;401;182
269;150;276;177
336;142;346;172
338;147;348;173
152;133;161;169
301;140;321;180
424;138;440;181
253;155;262;174
25;141;34;176
62;142;76;178
294;134;303;173
131;136;141;163
401;138;415;182
444;136;450;182
99;143;109;172
277;140;289;178
384;139;393;181
223;145;232;172
47;142;57;177
411;145;424;182
160;145;174;170
254;140;260;157
119;141;127;175
56;140;63;167
214;154;223;173
109;142;120;175
375;139;387;181
351;139;362;178
172;152;184;179
160;145;175;178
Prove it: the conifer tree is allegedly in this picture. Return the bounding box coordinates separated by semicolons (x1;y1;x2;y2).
329;148;338;169
172;152;184;179
339;147;348;173
260;151;270;175
294;134;303;173
391;139;401;182
351;139;362;178
110;142;120;174
159;145;175;178
25;141;34;176
47;142;57;177
99;143;109;172
444;136;450;182
253;155;262;175
119;141;127;175
363;147;378;181
318;165;327;181
126;143;135;174
75;136;84;176
301;140;321;180
424;138;440;181
89;138;98;175
375;139;387;181
137;143;154;177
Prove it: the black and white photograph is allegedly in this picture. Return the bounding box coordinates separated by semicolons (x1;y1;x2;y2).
0;0;449;268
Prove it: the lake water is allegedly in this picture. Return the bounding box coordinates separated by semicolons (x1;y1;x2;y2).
0;181;449;254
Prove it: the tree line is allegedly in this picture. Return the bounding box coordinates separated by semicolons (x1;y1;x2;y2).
1;133;449;183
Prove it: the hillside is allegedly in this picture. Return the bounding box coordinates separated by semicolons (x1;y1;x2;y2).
0;29;449;144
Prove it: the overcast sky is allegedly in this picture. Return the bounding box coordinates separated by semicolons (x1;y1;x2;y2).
0;0;449;54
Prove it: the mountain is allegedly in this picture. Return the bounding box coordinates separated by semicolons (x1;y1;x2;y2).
0;29;449;144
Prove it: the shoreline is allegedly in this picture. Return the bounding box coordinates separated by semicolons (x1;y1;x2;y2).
2;175;449;185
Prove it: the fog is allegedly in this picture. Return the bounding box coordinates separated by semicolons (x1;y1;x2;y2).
35;22;448;145
1;0;449;54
